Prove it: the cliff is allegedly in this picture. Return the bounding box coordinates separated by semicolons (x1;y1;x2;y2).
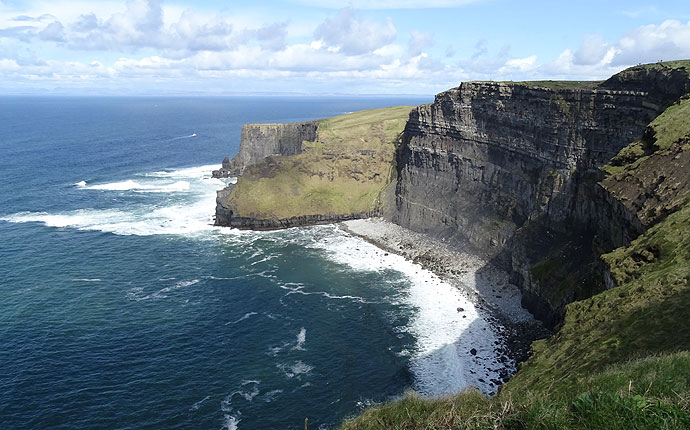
214;106;412;229
343;60;690;430
389;61;690;325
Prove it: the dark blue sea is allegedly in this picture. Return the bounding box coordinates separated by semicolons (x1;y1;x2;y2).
0;96;511;429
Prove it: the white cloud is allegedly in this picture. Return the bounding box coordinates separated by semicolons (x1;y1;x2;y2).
613;19;690;64
313;7;397;55
408;30;433;56
573;34;610;65
1;2;688;95
498;55;536;73
544;19;690;79
0;0;288;54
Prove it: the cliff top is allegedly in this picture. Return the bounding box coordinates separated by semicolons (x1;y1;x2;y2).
455;59;690;93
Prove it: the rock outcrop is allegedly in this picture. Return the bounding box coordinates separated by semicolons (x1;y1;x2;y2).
389;62;690;325
212;156;233;178
230;122;318;176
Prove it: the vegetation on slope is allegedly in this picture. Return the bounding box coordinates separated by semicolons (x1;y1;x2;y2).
227;106;411;220
513;80;601;90
343;352;690;430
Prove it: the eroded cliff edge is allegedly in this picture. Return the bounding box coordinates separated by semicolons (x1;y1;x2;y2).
389;61;690;326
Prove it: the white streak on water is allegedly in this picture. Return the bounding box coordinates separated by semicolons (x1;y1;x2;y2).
190;395;210;411
225;312;258;325
291;327;306;351
78;179;191;193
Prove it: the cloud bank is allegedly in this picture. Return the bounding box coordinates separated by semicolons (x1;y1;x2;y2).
0;1;689;95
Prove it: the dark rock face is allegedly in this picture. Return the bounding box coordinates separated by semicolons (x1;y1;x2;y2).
212;156;233;178
229;121;318;175
389;67;690;325
214;204;379;230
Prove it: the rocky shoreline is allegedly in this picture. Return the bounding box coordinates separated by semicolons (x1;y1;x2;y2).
340;218;549;377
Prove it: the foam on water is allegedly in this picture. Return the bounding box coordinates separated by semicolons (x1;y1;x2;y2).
2;165;230;236
225;312;258;325
79;179;191;193
309;225;511;395
277;361;313;378
190;395;210;411
145;164;220;178
292;328;307;351
223;415;239;430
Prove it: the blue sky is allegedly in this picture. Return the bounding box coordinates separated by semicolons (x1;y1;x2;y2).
0;0;689;95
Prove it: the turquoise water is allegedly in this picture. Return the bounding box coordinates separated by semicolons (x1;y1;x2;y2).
0;96;509;429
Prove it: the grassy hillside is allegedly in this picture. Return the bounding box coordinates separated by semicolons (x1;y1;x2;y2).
343;352;690;429
226;106;412;220
342;69;690;429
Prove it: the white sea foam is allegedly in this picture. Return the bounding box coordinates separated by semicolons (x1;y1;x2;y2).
225;312;258;325
223;415;239;430
81;179;190;193
190;395;210;411
276;282;370;304
158;279;199;295
1;165;232;236
127;279;200;301
278;361;313;378
310;225;510;396
291;327;306;351
145;164;220;178
71;278;102;282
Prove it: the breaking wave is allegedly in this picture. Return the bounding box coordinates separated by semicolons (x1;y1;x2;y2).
2;165;227;236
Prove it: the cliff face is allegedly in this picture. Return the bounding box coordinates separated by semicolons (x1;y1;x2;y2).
390;63;690;325
227;121;318;175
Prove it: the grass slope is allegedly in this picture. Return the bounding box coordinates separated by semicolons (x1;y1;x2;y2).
342;352;690;430
227;106;412;220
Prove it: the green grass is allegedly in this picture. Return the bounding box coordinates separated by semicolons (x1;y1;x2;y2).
342;352;690;430
226;106;412;220
605;95;690;176
637;59;690;71
512;80;602;90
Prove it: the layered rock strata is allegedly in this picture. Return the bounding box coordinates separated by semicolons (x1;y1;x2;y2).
229;122;317;176
390;64;690;325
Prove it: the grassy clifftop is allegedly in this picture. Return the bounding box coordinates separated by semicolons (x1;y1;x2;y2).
225;106;412;221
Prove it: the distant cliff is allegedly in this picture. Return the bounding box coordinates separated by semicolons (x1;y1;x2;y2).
389;62;690;325
214;107;412;229
214;121;318;178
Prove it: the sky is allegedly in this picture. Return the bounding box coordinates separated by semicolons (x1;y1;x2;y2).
0;0;689;95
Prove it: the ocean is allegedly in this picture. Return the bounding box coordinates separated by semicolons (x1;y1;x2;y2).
1;96;509;429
